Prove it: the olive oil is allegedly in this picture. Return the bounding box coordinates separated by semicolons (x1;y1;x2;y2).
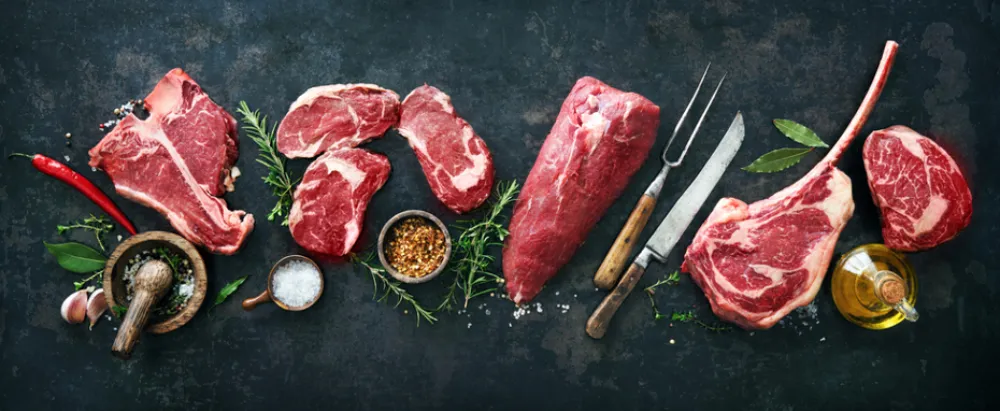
831;244;918;330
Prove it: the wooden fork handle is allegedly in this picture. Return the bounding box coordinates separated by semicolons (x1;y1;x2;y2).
586;262;647;339
594;194;656;289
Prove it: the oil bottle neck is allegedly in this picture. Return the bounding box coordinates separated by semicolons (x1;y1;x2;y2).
870;270;919;323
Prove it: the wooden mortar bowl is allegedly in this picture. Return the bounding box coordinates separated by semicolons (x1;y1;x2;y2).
377;210;452;284
102;231;207;334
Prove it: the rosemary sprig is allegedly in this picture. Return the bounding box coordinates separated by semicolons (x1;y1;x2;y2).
236;101;300;226
57;214;114;252
352;253;437;325
436;180;519;311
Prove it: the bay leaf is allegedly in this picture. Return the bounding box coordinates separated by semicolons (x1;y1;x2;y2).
742;147;814;173
773;119;828;148
44;242;107;273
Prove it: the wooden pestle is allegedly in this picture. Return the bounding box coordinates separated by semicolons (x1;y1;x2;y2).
112;260;173;360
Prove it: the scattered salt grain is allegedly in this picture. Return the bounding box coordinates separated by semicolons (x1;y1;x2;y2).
467;323;472;329
91;167;97;172
820;337;826;342
117;235;123;241
271;260;321;308
669;339;675;344
535;303;543;313
555;291;559;296
508;323;512;327
485;309;491;316
63;155;71;162
573;294;577;298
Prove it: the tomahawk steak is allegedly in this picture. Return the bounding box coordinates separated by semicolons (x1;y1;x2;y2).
277;84;400;158
89;68;254;255
863;125;972;251
289;148;391;256
397;85;495;213
682;41;898;329
503;77;660;304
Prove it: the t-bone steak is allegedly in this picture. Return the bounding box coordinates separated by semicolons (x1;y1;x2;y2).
681;41;898;329
277;84;400;158
289;148;391;256
503;77;660;304
89;68;254;255
863;125;972;251
397;85;495;213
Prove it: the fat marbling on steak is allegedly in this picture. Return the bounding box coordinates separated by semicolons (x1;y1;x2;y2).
89;68;254;255
289;148;391;256
397;85;495;213
503;77;660;304
277;84;400;158
681;41;898;329
863;125;972;251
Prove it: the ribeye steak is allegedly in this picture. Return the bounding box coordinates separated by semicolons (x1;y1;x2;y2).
89;68;254;255
863;125;972;251
397;85;495;213
503;76;660;304
681;41;898;329
277;84;400;158
289;148;391;256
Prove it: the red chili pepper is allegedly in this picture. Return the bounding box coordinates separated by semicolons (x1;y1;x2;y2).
10;153;138;235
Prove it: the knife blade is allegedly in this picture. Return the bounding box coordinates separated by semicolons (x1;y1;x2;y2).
586;112;745;339
643;111;745;262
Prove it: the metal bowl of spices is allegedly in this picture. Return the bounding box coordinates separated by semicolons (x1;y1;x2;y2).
378;210;451;284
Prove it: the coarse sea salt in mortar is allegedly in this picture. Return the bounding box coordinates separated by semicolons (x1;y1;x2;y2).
272;261;322;308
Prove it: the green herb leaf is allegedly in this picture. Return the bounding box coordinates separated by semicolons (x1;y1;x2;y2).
773;119;828;148
671;311;696;322
111;305;127;317
742;147;814;173
214;275;249;306
44;242;107;273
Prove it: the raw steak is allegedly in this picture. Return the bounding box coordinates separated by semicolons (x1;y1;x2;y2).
277;84;400;158
682;41;898;329
289;148;391;256
863;125;972;251
503;77;660;304
397;85;495;213
89;68;254;255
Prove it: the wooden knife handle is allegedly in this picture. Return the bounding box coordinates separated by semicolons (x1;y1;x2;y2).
594;194;656;289
586;262;647;339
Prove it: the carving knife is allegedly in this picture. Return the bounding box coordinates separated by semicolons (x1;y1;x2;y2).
586;112;745;339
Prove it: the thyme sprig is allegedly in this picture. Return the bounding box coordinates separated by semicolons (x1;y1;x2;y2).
645;271;681;321
352;253;437;325
57;214;114;252
436;180;519;312
670;310;732;332
645;271;731;332
236;101;300;226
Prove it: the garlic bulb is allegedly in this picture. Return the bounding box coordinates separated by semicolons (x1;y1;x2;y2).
87;289;108;329
61;290;88;324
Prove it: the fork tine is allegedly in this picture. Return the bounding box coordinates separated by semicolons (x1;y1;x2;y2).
662;63;711;161
666;71;727;167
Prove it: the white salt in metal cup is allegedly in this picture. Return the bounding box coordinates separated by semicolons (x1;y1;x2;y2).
242;255;324;311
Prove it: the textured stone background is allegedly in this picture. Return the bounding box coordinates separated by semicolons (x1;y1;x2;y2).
1;0;998;409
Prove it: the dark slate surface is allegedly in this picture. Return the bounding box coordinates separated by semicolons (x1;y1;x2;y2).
1;0;998;409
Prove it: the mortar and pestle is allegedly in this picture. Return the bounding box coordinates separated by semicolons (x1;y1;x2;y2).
102;231;207;359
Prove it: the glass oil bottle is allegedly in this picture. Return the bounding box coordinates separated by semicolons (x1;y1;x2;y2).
830;243;918;330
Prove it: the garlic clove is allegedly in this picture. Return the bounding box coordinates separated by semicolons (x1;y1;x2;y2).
61;289;88;324
86;289;108;329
